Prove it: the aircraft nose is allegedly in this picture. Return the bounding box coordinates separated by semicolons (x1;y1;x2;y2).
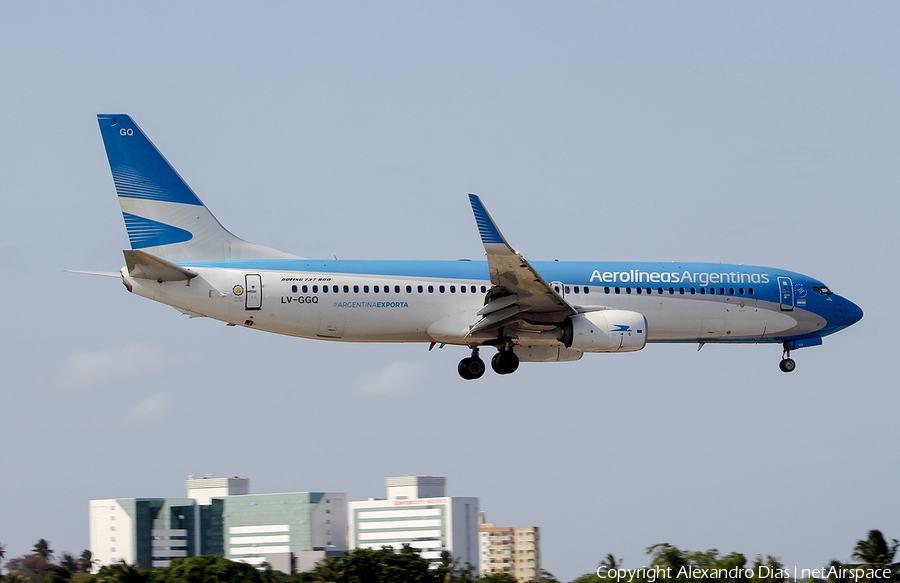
832;296;863;328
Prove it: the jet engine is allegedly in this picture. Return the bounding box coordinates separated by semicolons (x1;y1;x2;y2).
564;310;648;352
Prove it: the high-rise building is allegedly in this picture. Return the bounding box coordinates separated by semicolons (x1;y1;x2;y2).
348;476;479;571
88;476;346;572
478;512;540;582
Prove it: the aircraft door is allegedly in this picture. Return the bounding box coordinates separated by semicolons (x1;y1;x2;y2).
245;274;262;310
777;277;794;311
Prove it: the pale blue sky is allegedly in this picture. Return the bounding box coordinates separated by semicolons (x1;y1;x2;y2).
1;2;898;580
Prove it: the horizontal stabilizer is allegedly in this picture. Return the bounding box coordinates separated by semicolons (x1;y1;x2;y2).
64;270;121;278
124;249;197;282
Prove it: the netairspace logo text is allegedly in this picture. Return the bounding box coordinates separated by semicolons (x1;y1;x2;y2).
597;566;891;582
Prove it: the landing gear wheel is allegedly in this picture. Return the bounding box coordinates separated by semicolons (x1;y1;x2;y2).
458;356;486;380
491;351;519;375
779;358;796;373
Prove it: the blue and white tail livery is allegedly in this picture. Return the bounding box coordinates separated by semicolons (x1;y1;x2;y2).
97;114;863;378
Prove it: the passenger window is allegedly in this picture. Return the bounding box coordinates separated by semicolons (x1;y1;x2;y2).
739;287;744;295
564;286;570;294
669;287;674;294
343;285;349;293
690;288;696;295
460;285;466;293
719;287;725;295
374;285;379;293
428;285;434;293
292;285;297;293
395;285;400;293
333;285;339;293
729;288;735;295
636;287;642;294
439;285;445;293
605;287;610;294
417;285;423;293
658;287;663;294
313;285;319;293
749;288;754;295
700;287;705;295
679;287;685;294
406;285;412;293
363;285;369;293
709;288;715;295
481;286;487;293
302;285;308;293
626;287;632;294
615;287;620;294
353;285;359;293
573;286;579;294
646;287;652;295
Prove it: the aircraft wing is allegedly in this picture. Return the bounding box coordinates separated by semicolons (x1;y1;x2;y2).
468;194;576;334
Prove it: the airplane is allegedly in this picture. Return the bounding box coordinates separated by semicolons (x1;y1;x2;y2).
95;114;863;379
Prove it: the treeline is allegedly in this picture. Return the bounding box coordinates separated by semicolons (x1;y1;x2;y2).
1;529;896;583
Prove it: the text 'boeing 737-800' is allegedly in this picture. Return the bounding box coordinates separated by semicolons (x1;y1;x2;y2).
93;114;862;379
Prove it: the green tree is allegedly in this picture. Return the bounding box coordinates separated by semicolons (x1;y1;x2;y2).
306;555;345;583
476;574;517;583
153;555;261;583
599;554;623;573
5;555;52;583
480;574;518;583
78;551;97;574
94;560;149;583
31;540;53;563
60;553;80;575
852;531;899;566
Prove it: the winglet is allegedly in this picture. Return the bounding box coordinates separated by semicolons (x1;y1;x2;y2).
468;194;517;256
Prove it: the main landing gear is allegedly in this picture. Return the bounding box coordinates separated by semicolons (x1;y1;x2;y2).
458;347;486;380
491;347;519;375
780;342;796;373
458;346;519;380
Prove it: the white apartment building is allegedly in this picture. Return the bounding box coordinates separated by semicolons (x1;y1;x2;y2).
348;476;479;571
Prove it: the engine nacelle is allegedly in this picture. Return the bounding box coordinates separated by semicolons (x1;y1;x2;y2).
565;310;648;353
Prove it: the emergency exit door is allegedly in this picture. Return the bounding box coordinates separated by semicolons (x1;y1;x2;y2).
245;274;262;310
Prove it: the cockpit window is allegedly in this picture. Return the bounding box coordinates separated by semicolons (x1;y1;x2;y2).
811;285;834;296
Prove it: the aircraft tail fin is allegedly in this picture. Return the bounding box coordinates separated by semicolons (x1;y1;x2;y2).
97;114;297;264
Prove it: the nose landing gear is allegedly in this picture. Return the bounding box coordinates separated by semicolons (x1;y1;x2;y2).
780;342;796;373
